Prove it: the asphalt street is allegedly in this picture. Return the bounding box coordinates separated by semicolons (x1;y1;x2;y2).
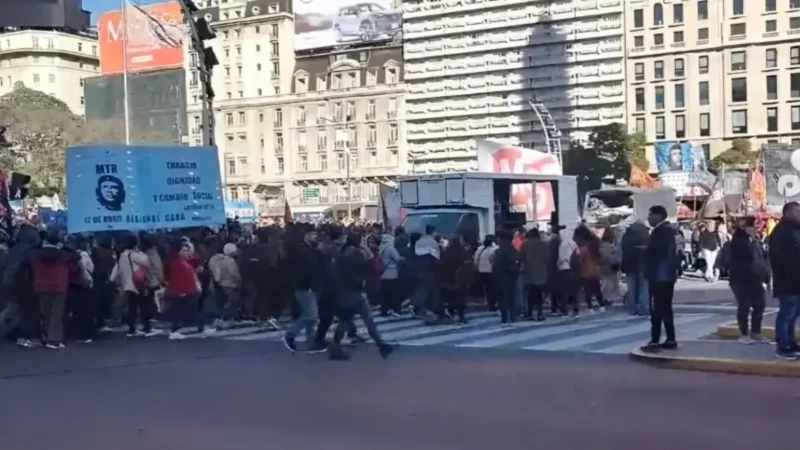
0;338;798;450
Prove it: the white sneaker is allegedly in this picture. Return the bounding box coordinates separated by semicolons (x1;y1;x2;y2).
266;318;281;330
203;328;217;336
144;329;164;338
738;336;755;345
169;332;187;340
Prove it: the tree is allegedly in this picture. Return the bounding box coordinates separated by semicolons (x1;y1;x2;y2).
562;123;648;197
708;139;756;172
0;85;177;197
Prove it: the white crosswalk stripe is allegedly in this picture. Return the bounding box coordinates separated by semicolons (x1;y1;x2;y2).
197;311;729;355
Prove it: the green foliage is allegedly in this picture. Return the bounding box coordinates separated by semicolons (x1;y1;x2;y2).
562;123;647;197
708;139;756;172
0;85;174;197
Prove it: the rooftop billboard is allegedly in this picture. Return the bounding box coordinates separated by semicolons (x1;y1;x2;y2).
293;0;402;51
98;1;185;76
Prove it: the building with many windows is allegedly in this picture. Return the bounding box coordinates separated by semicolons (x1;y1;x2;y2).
186;0;406;217
0;29;99;115
625;0;800;162
402;0;625;173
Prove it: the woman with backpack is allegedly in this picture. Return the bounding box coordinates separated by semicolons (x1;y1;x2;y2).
110;234;156;337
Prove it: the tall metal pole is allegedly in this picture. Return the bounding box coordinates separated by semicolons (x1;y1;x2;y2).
121;0;131;145
346;151;352;219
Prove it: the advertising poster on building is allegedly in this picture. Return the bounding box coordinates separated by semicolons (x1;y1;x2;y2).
763;146;800;213
66;145;225;233
654;142;695;173
293;0;402;51
225;201;256;224
476;139;562;221
98;1;185;75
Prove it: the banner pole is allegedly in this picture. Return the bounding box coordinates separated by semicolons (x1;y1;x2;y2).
121;0;131;145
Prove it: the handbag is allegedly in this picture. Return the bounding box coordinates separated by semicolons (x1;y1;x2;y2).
129;252;148;292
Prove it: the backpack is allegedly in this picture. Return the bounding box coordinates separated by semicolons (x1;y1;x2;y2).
129;252;148;292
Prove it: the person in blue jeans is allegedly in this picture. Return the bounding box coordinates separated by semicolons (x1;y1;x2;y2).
767;201;800;360
282;225;326;354
620;221;650;316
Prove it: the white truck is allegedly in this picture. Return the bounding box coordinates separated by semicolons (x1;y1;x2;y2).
397;172;580;239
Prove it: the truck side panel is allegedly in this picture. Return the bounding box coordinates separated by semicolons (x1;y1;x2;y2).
558;177;581;235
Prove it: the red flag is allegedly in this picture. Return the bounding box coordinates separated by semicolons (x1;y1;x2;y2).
283;200;293;223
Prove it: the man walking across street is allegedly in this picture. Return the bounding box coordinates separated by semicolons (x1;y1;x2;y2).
725;219;770;345
768;202;800;360
283;224;326;353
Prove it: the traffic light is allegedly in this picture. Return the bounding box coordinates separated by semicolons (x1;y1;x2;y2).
179;0;218;145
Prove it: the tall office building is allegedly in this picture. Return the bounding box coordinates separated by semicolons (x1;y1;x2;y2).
402;0;625;173
625;0;800;161
0;29;99;115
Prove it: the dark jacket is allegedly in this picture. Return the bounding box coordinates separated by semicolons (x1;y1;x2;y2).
334;245;371;306
698;230;720;251
520;238;549;286
620;222;650;274
768;220;800;296
492;242;520;284
643;221;680;284
91;246;116;285
2;225;40;288
23;244;78;295
726;232;769;287
286;241;321;292
438;242;473;290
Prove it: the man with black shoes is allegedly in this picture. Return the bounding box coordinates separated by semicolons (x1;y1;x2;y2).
768;202;800;360
641;206;681;353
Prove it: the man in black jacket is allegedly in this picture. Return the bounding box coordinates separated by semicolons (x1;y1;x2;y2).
641;206;680;352
620;221;650;316
768;202;800;359
282;224;326;354
725;219;770;344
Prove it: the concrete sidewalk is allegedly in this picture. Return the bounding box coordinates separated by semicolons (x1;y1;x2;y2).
630;340;800;377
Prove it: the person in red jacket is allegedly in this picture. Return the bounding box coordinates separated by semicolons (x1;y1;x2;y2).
20;230;78;349
163;239;214;340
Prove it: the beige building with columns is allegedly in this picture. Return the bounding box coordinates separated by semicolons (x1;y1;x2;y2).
625;0;800;166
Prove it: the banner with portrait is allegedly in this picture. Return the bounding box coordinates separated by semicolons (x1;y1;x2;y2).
66;145;225;233
655;141;696;173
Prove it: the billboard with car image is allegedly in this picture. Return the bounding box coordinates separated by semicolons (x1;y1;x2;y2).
293;0;402;51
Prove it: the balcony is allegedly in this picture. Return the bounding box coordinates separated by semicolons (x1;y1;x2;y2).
367;140;377;148
298;145;307;153
388;110;398;119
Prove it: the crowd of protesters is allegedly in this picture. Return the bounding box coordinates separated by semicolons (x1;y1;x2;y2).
0;201;796;361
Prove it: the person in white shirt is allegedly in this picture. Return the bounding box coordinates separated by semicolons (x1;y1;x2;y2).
474;235;498;311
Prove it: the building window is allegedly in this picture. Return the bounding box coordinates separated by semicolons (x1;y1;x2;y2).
635;87;645;111
367;125;377;148
634;36;644;48
366;68;378;86
634;9;644;28
274;108;283;127
699;81;710;105
766;48;777;68
731;78;747;102
793;106;800;130
320;153;328;171
766;0;777;11
654;33;664;45
699;55;709;74
388;123;399;145
675;115;686;138
272;62;280;76
792;47;800;65
299;155;308;172
654;3;664;25
635;63;644;81
731;51;746;70
275;132;283;151
698;28;709;40
318;131;327;150
766;19;777;32
674;58;685;77
386;67;398;84
655;116;666;139
673;31;684;43
238;111;246;124
226;113;234;125
654;60;664;79
792;17;800;29
733;0;744;15
675;83;685;108
655;86;665;109
767;107;779;132
298;106;306;125
636;118;646;133
673;4;684;23
793;0;800;8
698;0;708;19
367;100;376;119
793;73;800;97
730;23;746;37
732;110;748;133
276;157;284;174
270;24;279;38
272;42;279;56
227;158;235;176
700;113;710;136
767;75;778;100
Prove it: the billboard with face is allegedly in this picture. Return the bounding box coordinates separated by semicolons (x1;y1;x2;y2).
293;0;402;51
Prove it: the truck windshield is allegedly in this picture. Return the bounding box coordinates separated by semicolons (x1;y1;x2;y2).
401;212;479;238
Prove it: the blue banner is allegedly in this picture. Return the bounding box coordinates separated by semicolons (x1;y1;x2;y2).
655;142;694;173
39;207;67;229
225;201;256;224
66;145;225;233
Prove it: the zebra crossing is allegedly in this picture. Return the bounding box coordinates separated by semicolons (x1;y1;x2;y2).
181;309;732;355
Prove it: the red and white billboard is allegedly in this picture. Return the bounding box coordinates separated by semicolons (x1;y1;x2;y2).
476;139;563;221
98;1;185;76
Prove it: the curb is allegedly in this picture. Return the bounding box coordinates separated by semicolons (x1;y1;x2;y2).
629;348;800;378
716;324;782;341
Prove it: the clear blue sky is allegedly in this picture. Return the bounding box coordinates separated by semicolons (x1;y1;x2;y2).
84;0;171;23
